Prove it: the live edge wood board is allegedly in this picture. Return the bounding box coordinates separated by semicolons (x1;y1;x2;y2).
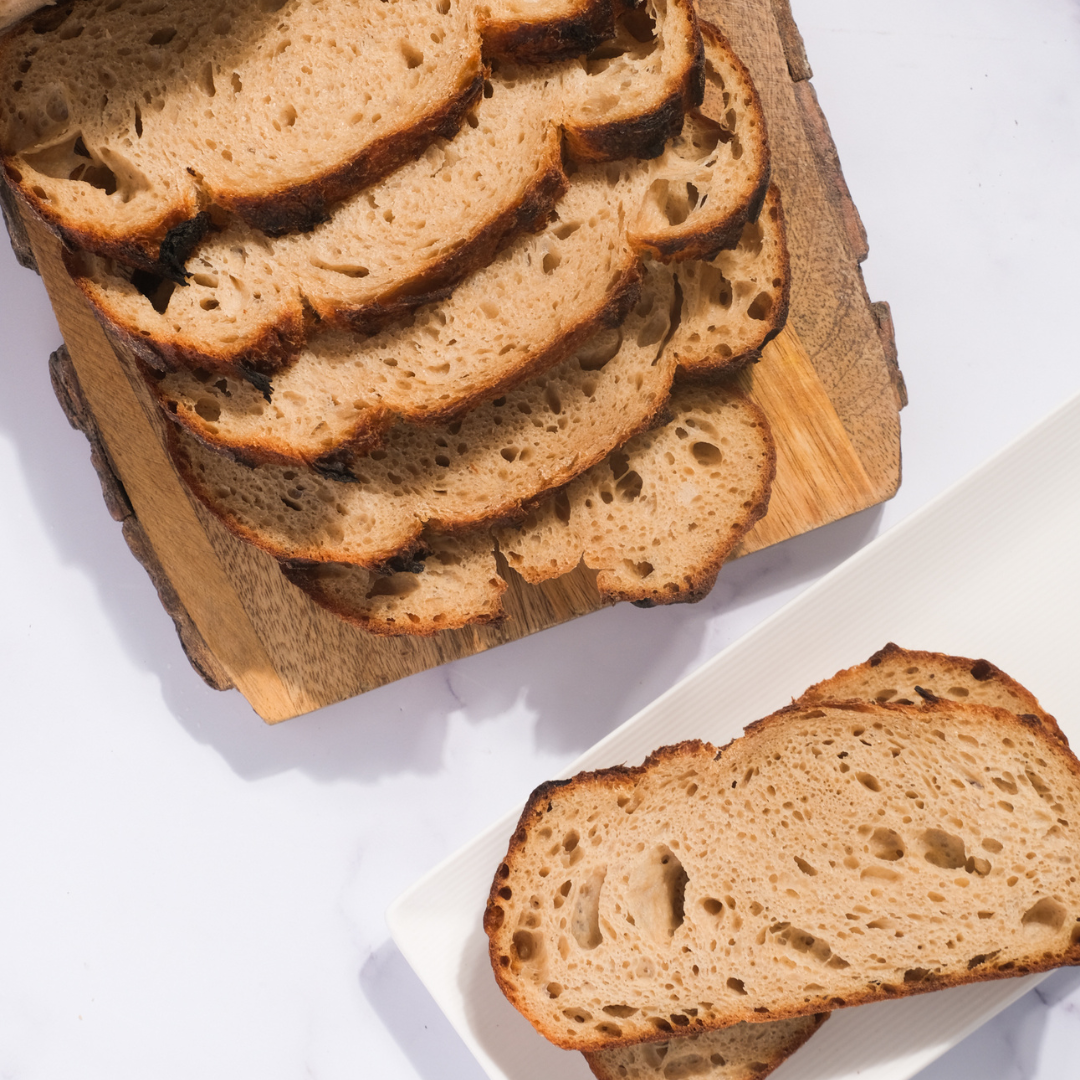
8;0;905;722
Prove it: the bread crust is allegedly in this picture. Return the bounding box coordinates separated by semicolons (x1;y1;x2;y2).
485;701;1080;1051
798;642;1065;744
482;0;616;64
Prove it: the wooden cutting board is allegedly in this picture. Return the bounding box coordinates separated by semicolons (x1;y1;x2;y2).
6;0;904;722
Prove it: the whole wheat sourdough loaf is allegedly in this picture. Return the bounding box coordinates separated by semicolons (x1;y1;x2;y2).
151;181;786;472
170;269;682;569
283;381;776;629
485;700;1080;1051
0;0;485;269
71;14;761;380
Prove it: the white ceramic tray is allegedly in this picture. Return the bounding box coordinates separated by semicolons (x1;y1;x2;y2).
388;391;1080;1080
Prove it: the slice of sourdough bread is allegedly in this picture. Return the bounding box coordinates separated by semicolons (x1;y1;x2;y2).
283;381;776;628
0;0;484;269
668;184;788;379
585;1014;827;1080
798;642;1063;741
480;0;617;64
496;383;775;604
170;271;680;568
71;12;758;379
283;528;506;636
485;701;1080;1052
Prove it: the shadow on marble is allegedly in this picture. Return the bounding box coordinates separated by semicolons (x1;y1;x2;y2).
359;939;490;1080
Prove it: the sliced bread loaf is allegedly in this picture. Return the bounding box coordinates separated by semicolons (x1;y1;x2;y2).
485;701;1080;1051
1;0;484;269
798;642;1063;741
71;11;758;379
170;271;679;568
496;383;775;604
585;1014;827;1080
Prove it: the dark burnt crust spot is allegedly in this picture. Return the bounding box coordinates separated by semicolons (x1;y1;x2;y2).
970;658;996;681
223;68;486;236
157;211;213;284
482;0;617;64
914;685;939;703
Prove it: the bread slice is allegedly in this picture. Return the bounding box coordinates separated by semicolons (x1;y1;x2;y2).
283;528;506;636
283;380;776;627
170;270;679;568
556;0;704;163
70;7;753;380
627;20;768;263
484;700;1080;1051
496;383;775;604
584;1014;827;1080
799;642;1063;742
0;0;484;269
669;185;789;379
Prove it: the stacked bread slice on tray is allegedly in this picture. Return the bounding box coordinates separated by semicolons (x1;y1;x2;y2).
1;0;791;636
486;647;1078;1079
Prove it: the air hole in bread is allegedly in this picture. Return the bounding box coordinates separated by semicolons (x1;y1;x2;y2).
628;845;688;942
513;929;539;962
691;442;721;466
400;43;424;69
571;867;606;949
870;828;905;861
793;856;817;877
365;573;421;599
747;292;773;321
148;27;177;46
856;772;881;792
1022;897;1066;933
603;1004;638;1018
616;471;643;502
542;251;561;274
726;977;746;995
921;829;967;869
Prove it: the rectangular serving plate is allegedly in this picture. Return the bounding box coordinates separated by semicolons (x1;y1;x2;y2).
388;391;1080;1079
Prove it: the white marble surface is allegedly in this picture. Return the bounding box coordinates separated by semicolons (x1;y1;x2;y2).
1;1;1079;1076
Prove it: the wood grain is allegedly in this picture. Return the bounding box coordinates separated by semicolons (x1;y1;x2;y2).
14;0;902;721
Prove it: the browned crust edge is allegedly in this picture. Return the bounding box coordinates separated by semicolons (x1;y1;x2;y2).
564;18;705;164
596;388;777;606
156;257;644;472
485;701;1080;1051
797;642;1065;744
318;147;570;333
220;65;486;235
482;0;616;64
583;1012;829;1080
672;184;792;382
0;168;37;271
282;559;508;637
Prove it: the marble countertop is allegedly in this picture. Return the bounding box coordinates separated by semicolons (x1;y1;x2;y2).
2;1;1079;1076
